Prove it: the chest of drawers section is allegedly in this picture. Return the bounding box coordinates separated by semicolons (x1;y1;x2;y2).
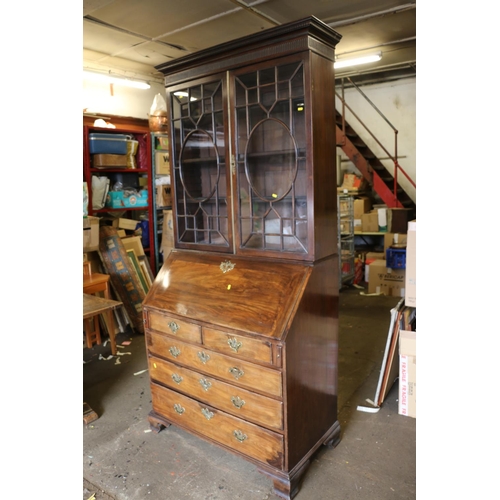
144;308;285;467
142;250;339;499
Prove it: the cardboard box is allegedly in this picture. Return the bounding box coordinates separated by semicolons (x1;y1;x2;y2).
83;216;100;252
121;235;145;257
399;330;416;418
338;173;367;192
112;217;140;231
388;208;411;234
156;185;172;208
353;196;372;219
368;259;406;296
384;233;407;255
366;252;385;262
405;220;416;307
155;151;170;175
361;211;379;232
353;219;362;232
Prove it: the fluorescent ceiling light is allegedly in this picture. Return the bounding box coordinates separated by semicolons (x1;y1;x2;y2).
83;70;151;89
334;52;382;69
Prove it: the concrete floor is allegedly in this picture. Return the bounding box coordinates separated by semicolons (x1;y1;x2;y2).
83;285;416;500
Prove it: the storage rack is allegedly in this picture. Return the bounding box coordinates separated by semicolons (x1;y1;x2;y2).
150;132;172;272
83;125;156;274
338;194;355;287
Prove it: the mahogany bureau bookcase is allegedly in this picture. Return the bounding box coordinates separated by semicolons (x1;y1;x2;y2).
142;16;342;499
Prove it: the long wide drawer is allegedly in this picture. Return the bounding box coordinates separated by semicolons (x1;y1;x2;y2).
151;382;284;469
147;331;282;398
148;355;283;430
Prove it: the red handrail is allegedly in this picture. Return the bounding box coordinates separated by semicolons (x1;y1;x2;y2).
336;78;416;199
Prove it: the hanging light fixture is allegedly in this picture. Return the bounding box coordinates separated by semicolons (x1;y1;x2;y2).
83;70;151;89
334;52;382;69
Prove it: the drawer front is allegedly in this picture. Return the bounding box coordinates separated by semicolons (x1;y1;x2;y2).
203;327;273;364
151;382;284;469
149;356;283;430
147;310;201;343
147;332;282;398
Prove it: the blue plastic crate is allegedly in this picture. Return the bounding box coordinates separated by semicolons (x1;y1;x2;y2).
386;248;406;269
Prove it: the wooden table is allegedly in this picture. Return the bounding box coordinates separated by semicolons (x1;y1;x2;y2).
83;293;123;424
83;293;122;355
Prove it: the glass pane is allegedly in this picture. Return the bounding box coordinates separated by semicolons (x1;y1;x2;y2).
278;62;299;81
235;80;246;107
270;100;289;124
238;72;257;88
246;119;296;201
170;78;229;249
180;131;218;201
291;66;304;97
259;67;275;85
247;88;258;105
260;84;275;110
235;60;307;254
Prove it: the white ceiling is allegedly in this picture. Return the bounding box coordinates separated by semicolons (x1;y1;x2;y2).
83;0;416;86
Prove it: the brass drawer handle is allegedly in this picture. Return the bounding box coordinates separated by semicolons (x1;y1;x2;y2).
227;337;242;352
197;351;210;364
199;378;212;391
231;396;245;409
173;404;185;415
201;408;214;420
169;346;181;358
229;367;244;380
168;321;179;334
233;430;247;442
172;373;183;384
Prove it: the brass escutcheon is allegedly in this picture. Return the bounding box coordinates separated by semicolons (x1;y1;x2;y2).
199;378;212;391
174;404;185;415
168;321;179;334
233;430;247;442
229;367;244;379
231;396;245;409
169;346;181;358
201;408;214;420
197;351;210;364
227;337;242;352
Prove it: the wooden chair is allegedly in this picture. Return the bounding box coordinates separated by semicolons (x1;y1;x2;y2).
83;261;115;353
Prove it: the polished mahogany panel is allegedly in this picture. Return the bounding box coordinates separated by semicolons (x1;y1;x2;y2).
144;250;309;339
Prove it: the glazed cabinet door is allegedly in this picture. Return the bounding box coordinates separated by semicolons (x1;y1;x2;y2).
167;74;233;252
230;54;311;260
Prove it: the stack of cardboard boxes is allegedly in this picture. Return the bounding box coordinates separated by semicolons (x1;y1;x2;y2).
365;232;408;297
399;219;416;418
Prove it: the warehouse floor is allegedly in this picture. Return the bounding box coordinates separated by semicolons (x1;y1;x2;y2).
83;285;416;500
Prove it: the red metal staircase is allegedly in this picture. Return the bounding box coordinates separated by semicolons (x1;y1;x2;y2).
335;79;416;214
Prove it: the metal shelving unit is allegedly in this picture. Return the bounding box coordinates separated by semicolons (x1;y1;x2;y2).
338;194;355;287
150;132;172;272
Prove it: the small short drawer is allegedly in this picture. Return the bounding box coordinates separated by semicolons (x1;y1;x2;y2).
146;310;201;343
150;382;284;468
203;327;273;365
149;356;283;430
